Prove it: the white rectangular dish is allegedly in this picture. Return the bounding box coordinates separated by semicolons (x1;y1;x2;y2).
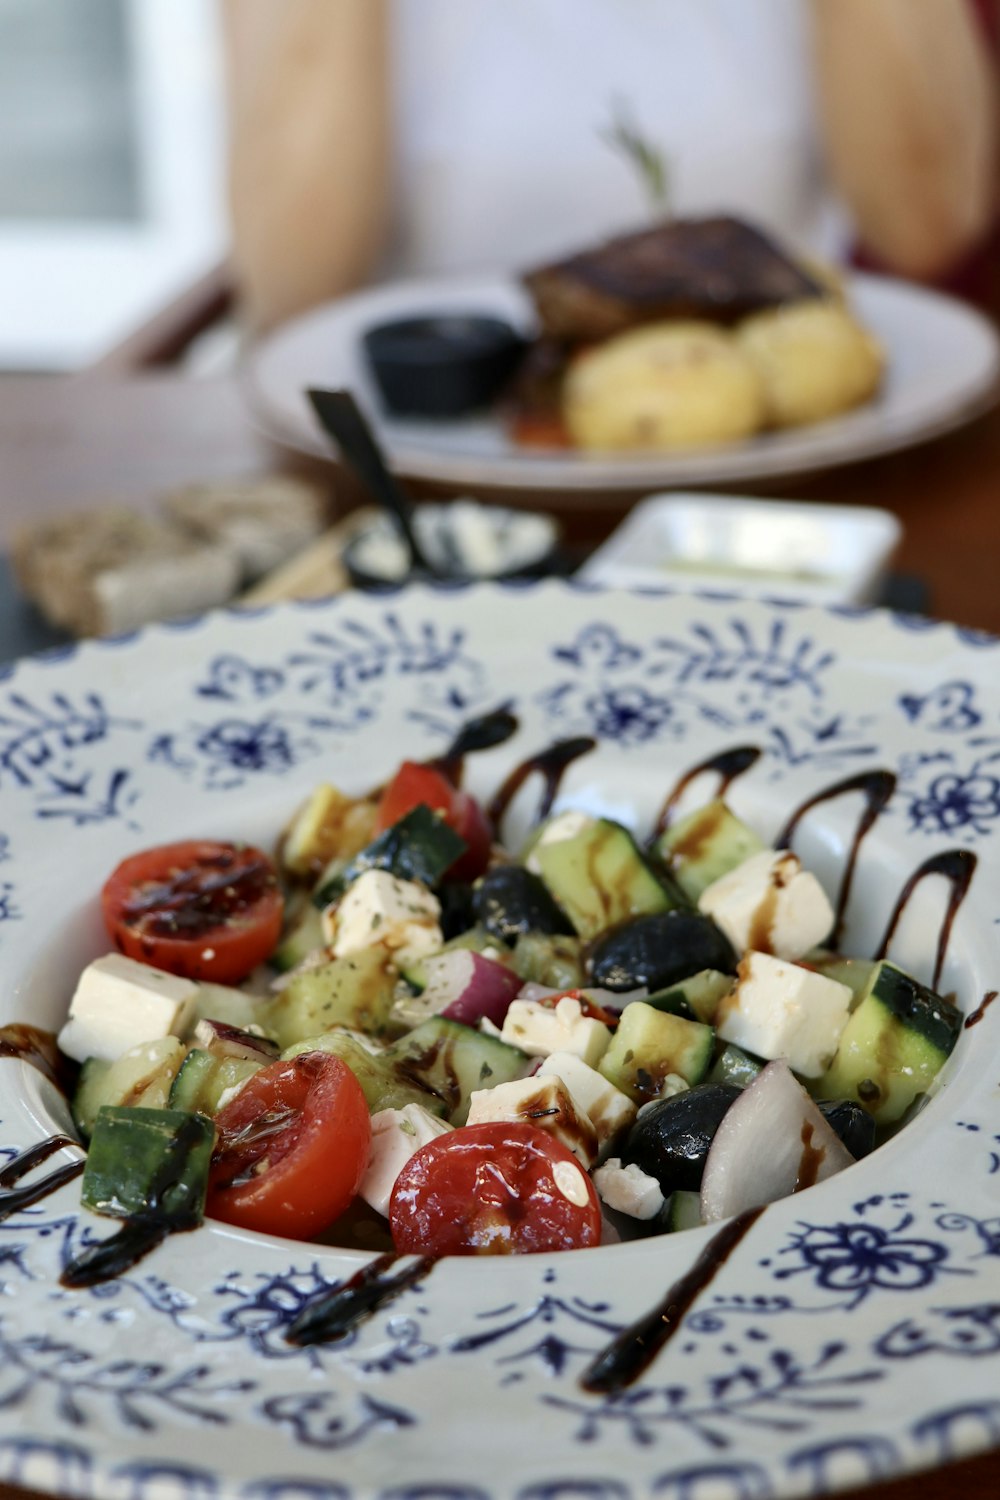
578;491;902;605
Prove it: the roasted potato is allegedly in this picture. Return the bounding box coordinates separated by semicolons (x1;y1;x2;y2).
737;299;884;429
562;322;766;451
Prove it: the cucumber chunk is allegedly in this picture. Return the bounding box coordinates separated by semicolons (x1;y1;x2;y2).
816;960;962;1123
708;1042;765;1090
512;931;585;990
82;1106;215;1227
654;799;765;903
664;1189;703;1232
272;905;327;974
534;819;682;942
313;805;465;907
168;1049;262;1114
645;969;734;1025
598;1001;715;1103
281;784;377;881
264;948;397;1050
387;1016;531;1125
72;1037;187;1141
282;1030;447;1117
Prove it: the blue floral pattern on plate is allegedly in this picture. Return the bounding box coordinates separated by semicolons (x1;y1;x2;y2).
0;583;998;1500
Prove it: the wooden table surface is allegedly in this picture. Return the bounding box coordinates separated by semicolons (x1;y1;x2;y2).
1;370;999;1500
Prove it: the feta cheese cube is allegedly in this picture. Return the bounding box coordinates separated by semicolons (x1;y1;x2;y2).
323;869;442;969
466;1074;599;1166
698;848;834;961
57;953;199;1065
500;996;612;1067
717;951;852;1078
525;810;595;874
536;1051;636;1144
359;1104;453;1217
592;1157;665;1220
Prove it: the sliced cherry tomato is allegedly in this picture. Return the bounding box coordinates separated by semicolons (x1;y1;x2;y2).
375;761;492;881
102;840;284;985
206;1052;371;1240
389;1121;602;1256
536;989;619;1028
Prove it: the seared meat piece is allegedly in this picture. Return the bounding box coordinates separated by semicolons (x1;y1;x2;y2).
523;216;824;343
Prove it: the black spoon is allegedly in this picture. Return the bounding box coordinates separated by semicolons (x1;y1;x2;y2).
307;387;437;577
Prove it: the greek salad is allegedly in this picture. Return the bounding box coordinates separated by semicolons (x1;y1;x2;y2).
58;753;963;1262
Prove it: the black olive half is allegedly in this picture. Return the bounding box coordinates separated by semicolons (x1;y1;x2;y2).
588;909;737;992
472;865;574;946
817;1098;876;1159
437;881;477;942
619;1083;741;1196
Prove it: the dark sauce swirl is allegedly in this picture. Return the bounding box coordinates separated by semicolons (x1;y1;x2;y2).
0;1136;84;1223
581;1207;765;1394
487;736;596;837
776;769;897;948
965;990;998;1029
431;707;519;785
286;1252;436;1346
60;1112;209;1288
653;745;762;838
875;849;977;993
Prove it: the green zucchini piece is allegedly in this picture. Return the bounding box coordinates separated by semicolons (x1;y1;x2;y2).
534;819;683;942
645;969;733;1025
71;1037;187;1141
81;1106;215;1227
598;1000;715;1103
264;948;397;1050
272;904;326;973
664;1189;703;1232
654;799;765;902
512;931;585;989
707;1042;765;1090
816;960;962;1123
168;1050;262;1114
808;955;878;1009
313;805;465;907
282;1029;447;1117
387;1016;531;1125
281;783;376;880
191;982;265;1032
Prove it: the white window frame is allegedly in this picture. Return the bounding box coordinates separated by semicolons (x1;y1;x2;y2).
0;0;226;370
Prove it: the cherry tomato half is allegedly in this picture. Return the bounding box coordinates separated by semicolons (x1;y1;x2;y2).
537;989;619;1028
375;761;492;881
389;1121;602;1256
207;1052;371;1240
102;840;284;985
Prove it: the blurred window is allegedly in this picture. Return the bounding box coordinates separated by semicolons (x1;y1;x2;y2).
0;0;141;222
0;0;225;370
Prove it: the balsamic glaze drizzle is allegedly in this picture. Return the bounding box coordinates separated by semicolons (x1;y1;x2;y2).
653;746;762;838
875;849;978;993
0;1136;84;1224
431;707;519;786
775;770;897;948
487;736;596;837
580;1207;765;1393
0;1024;77;1097
60;1112;210;1289
286;1252;436;1346
965;990;998;1030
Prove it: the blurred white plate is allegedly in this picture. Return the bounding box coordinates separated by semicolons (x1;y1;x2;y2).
579;492;903;604
242;272;1000;493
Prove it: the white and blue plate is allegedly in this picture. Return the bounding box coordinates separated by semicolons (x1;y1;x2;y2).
0;582;998;1500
